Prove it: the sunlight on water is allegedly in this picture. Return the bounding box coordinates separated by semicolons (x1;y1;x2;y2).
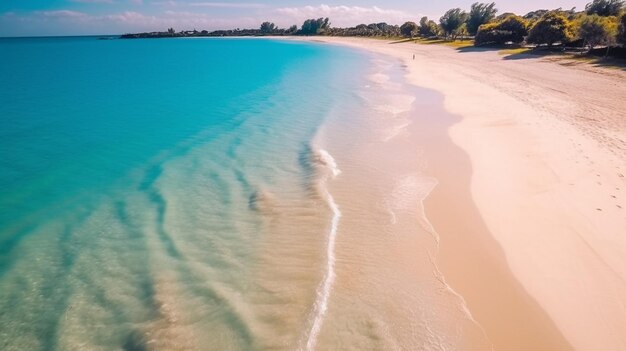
0;37;490;350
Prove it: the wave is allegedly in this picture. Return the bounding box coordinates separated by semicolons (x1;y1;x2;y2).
300;148;341;351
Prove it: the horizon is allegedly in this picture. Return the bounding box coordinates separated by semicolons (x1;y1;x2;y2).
1;1;589;37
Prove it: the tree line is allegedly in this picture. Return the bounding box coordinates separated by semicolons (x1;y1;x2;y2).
398;0;625;53
121;1;626;55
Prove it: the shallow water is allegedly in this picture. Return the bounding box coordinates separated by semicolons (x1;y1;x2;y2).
0;37;488;350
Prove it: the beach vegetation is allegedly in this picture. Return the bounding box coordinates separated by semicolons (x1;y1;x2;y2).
467;2;499;35
440;8;470;40
119;2;626;61
576;14;618;51
325;23;401;37
400;21;418;38
499;47;534;55
418;17;441;37
300;18;331;35
618;12;626;43
475;15;529;45
286;25;298;34
496;12;517;21
260;22;276;34
523;9;550;28
585;0;625;16
527;12;575;46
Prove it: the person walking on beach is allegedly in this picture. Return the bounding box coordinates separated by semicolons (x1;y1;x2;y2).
413;54;415;60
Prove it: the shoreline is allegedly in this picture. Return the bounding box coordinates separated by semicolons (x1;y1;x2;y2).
294;37;626;350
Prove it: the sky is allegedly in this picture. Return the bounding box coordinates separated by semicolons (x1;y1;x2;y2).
0;1;589;37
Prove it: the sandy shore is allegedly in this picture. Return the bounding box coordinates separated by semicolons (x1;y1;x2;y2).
296;37;626;351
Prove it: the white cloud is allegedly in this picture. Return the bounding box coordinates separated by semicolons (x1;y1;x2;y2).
0;3;421;36
274;4;417;27
0;8;261;35
37;10;90;19
188;2;266;8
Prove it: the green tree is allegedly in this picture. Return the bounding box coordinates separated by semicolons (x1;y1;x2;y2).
619;12;626;44
260;22;276;34
585;0;624;16
440;8;470;39
286;25;298;34
475;15;529;45
527;12;574;46
454;23;469;38
418;16;440;37
577;14;618;50
400;21;418;38
300;18;331;35
467;2;498;35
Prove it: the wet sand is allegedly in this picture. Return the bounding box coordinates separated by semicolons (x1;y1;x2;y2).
294;37;626;351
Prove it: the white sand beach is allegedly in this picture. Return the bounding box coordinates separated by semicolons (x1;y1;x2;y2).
297;37;626;351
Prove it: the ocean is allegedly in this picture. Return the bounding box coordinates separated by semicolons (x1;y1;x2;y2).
0;37;489;350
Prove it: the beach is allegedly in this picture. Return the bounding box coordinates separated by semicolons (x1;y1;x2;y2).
1;35;625;350
296;37;626;350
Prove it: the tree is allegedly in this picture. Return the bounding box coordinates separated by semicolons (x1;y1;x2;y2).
454;23;469;38
577;14;618;50
440;8;470;39
418;16;440;37
260;22;276;34
286;25;298;34
475;15;529;45
527;12;574;46
400;21;418;38
300;18;331;35
467;2;498;35
619;12;626;44
585;0;624;16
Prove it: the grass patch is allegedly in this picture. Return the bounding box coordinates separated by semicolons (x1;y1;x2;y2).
389;37;417;44
499;47;533;56
415;38;474;48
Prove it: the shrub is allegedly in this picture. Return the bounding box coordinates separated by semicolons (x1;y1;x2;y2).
577;14;618;50
527;12;574;46
474;15;529;45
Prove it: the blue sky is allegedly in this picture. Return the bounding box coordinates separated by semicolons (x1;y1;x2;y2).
1;1;588;36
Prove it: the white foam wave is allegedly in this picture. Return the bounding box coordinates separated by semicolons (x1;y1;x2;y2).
384;174;492;347
418;181;494;349
316;149;342;178
301;149;341;351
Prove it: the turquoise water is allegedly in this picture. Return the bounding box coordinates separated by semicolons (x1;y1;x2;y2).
0;37;368;350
